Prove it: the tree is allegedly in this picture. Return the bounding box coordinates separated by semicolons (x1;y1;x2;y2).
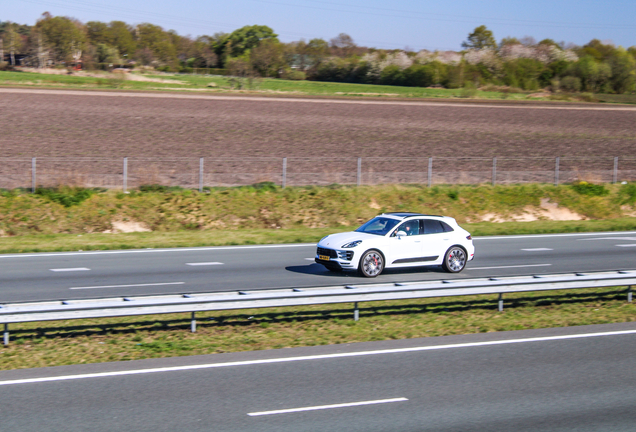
250;39;286;77
35;13;86;63
219;25;278;61
136;23;178;66
462;25;496;50
608;47;636;94
108;21;136;57
330;33;356;57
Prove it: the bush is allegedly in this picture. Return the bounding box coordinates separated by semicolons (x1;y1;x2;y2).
138;184;184;193
620;182;636;204
281;69;306;80
560;76;582;92
34;187;98;207
570;181;608;196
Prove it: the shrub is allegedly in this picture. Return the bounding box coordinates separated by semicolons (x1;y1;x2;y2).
570;181;608;196
620;182;636;204
560;76;582;92
34;187;98;207
138;184;184;193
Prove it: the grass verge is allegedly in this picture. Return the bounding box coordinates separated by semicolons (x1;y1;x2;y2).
1;287;634;370
4;70;635;103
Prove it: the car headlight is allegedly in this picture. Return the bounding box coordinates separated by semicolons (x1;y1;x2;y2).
341;240;362;248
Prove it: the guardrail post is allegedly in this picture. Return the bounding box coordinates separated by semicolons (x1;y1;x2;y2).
628;286;632;303
31;157;36;193
354;302;359;321
492;157;497;186
3;324;8;346
191;311;196;333
498;293;504;312
282;157;287;188
427;157;433;187
357;158;362;187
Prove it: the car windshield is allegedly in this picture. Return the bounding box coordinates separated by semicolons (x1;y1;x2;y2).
355;217;401;236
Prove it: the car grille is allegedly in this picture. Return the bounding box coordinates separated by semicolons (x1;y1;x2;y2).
317;247;337;258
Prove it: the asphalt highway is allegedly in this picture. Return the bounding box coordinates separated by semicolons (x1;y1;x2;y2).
2;322;635;432
1;231;635;303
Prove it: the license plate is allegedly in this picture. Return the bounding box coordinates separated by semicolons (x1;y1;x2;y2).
319;255;330;261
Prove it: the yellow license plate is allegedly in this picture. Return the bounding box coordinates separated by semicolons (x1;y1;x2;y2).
319;255;330;261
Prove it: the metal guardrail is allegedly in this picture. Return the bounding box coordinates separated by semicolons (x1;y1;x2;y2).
1;270;635;345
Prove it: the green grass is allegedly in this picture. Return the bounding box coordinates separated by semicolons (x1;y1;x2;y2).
1;182;635;253
1;287;633;370
0;70;571;101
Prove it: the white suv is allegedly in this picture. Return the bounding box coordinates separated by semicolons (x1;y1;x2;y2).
316;212;475;277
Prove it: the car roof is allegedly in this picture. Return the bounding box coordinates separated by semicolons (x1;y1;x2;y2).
381;212;444;219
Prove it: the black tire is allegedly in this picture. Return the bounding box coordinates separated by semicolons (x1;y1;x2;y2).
358;249;384;277
442;246;467;273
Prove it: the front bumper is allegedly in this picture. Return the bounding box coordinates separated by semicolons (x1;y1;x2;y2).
315;247;357;270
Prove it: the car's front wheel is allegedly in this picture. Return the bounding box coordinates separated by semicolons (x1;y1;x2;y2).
442;246;467;273
358;249;384;277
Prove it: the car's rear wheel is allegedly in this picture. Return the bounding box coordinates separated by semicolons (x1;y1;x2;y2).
358;249;384;277
442;246;467;273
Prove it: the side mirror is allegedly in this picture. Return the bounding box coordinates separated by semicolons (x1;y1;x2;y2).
396;230;407;238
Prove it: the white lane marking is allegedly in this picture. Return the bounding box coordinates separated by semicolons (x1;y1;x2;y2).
248;398;408;417
616;244;636;247
521;248;553;251
50;268;90;272
475;231;636;240
305;258;316;261
186;262;224;266
0;244;315;259
1;328;635;387
70;282;185;290
579;237;636;241
468;264;551;270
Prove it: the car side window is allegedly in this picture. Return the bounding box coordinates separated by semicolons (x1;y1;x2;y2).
440;221;454;232
423;219;444;234
403;220;420;235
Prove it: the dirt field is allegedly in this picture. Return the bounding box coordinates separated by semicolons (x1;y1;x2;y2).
1;89;635;188
2;88;635;158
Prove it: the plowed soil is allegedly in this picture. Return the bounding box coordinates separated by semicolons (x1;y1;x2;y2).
2;89;635;158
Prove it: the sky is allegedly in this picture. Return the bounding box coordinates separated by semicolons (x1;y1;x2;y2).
3;0;636;51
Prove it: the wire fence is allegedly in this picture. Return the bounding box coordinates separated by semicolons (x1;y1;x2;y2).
0;156;635;191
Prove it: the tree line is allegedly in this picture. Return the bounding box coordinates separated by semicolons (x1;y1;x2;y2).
1;15;635;94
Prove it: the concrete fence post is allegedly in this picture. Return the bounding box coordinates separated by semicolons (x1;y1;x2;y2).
31;157;36;193
354;302;359;321
282;157;287;188
613;157;618;184
199;157;204;192
555;157;560;186
123;157;128;192
492;157;497;186
428;157;433;187
3;323;8;346
191;311;197;333
357;157;362;187
498;293;504;312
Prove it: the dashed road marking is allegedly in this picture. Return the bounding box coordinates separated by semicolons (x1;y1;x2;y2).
521;248;553;251
186;262;224;266
50;268;90;272
70;282;185;290
248;397;408;417
469;264;551;270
